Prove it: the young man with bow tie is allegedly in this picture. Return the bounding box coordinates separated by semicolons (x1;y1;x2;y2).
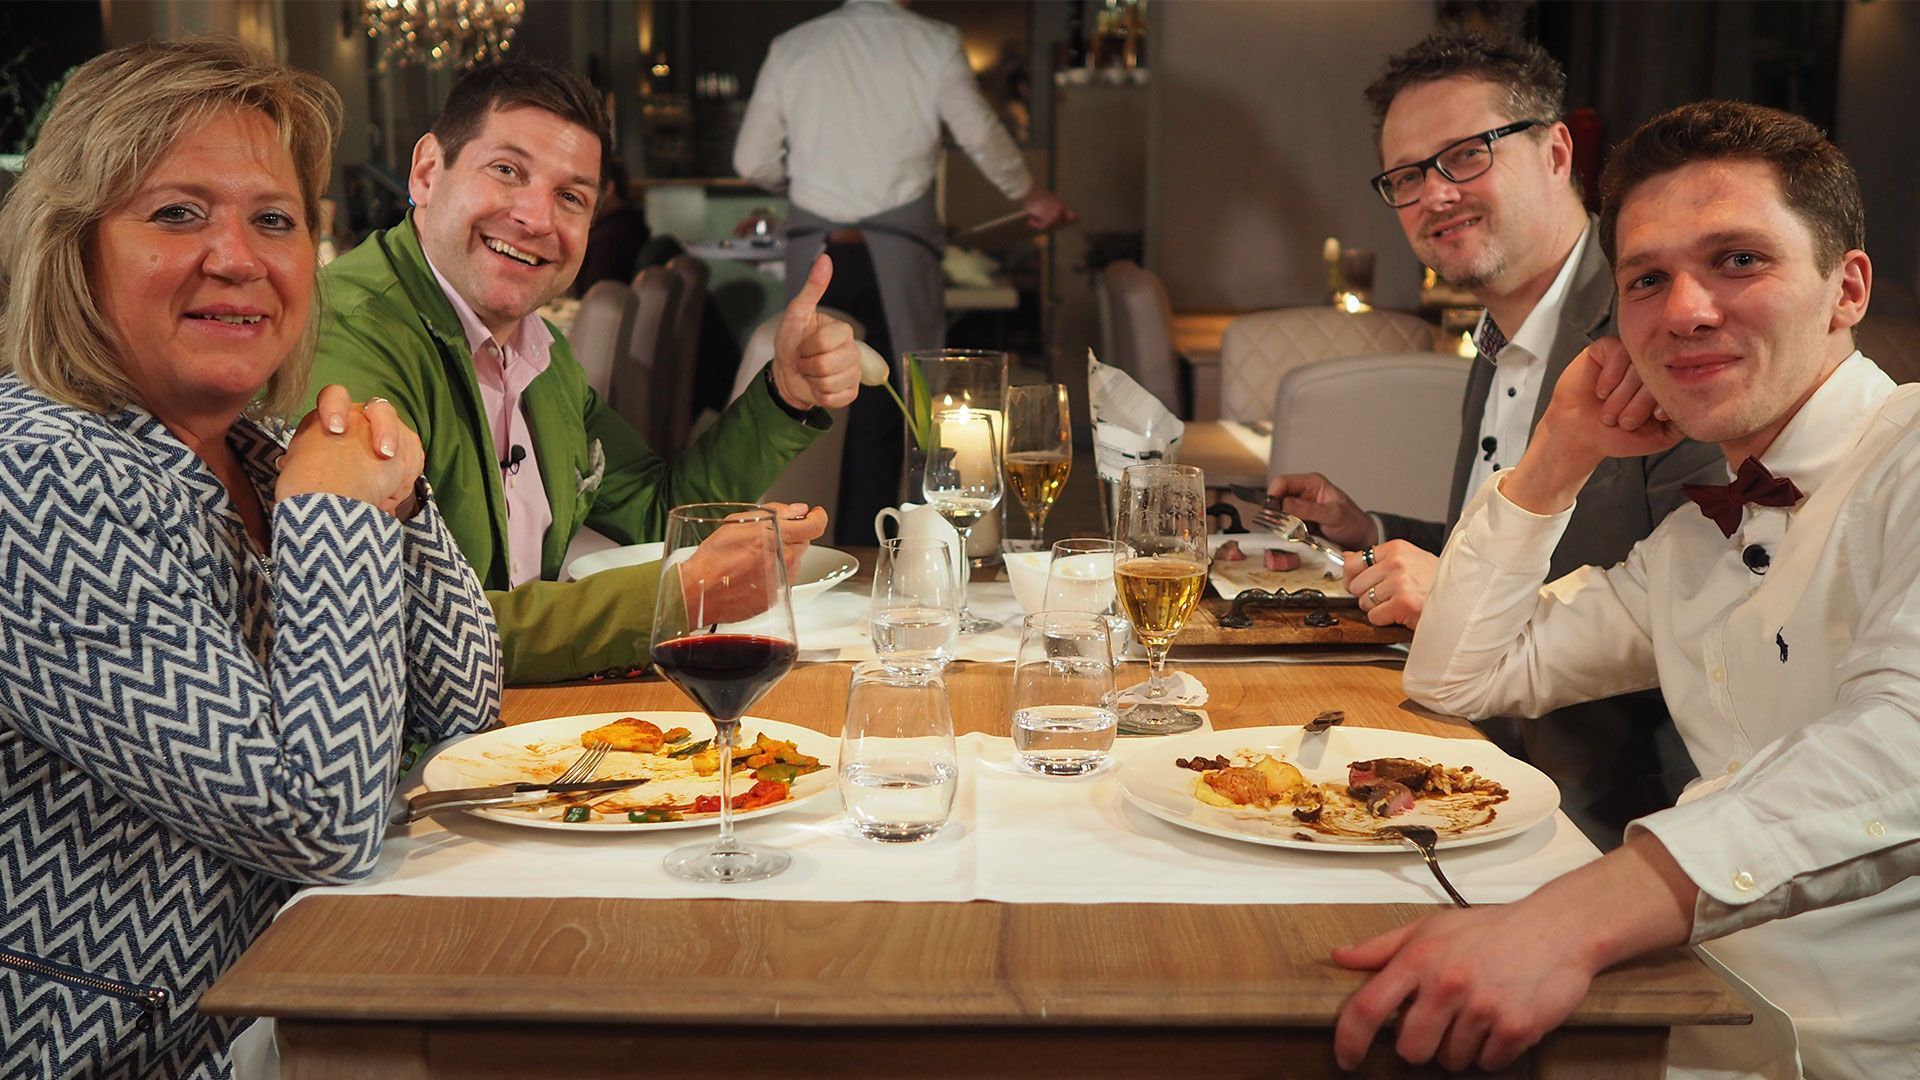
1332;101;1920;1078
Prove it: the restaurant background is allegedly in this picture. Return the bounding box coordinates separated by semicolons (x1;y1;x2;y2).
2;0;1918;372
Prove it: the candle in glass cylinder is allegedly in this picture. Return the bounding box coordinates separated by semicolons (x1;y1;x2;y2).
940;408;997;479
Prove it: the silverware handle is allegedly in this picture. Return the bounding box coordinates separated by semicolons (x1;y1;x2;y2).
1419;850;1472;909
403;785;517;824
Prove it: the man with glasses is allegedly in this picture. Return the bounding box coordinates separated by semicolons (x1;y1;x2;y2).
1268;29;1720;847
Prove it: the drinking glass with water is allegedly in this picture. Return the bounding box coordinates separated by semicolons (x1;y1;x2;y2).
1043;537;1131;648
869;537;960;666
839;660;959;842
1010;611;1118;776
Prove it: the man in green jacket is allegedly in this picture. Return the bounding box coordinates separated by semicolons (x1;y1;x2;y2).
312;58;862;684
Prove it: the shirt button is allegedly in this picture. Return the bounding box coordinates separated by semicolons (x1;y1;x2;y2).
1868;821;1886;838
1507;387;1518;397
1732;871;1755;891
1725;760;1741;775
1711;668;1726;684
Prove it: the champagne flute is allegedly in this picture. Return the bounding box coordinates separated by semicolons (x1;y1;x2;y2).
1004;383;1072;548
923;408;1004;633
1113;464;1208;735
650;503;798;883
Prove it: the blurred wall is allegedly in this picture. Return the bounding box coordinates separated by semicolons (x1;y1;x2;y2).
1144;0;1435;314
1836;0;1920;311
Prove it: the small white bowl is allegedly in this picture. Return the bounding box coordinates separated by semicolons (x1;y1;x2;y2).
1002;548;1055;614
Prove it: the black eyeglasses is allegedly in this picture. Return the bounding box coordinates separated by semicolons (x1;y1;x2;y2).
1370;120;1545;208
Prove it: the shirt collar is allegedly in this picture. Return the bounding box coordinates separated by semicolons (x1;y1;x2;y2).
1751;350;1895;500
1490;224;1592;366
421;249;555;364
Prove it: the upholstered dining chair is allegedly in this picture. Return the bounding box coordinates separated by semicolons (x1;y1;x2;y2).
565;280;638;401
659;254;711;455
1267;351;1471;523
1096;260;1184;414
723;307;865;512
1219;306;1435;424
615;265;682;448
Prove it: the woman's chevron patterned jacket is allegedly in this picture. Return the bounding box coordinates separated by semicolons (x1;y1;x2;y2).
0;376;502;1078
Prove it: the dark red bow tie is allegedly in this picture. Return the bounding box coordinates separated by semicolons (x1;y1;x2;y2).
1683;457;1804;537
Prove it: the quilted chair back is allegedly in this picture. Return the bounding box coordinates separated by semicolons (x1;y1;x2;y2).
1220;306;1434;423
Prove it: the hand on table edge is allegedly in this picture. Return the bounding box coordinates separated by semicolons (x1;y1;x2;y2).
1331;830;1700;1072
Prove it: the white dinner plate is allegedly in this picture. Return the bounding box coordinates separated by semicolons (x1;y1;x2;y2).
1118;725;1558;850
423;712;839;832
565;542;859;603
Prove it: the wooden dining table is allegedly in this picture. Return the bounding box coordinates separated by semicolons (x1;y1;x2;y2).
203;652;1747;1079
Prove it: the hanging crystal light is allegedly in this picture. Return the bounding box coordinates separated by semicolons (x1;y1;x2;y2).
363;0;524;72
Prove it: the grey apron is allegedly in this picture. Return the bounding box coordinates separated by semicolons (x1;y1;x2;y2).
784;187;946;371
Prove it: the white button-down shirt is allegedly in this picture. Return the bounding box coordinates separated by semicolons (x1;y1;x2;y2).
1405;353;1920;1079
733;0;1033;223
1463;227;1594;495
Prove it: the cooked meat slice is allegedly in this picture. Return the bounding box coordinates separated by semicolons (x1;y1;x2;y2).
1263;548;1301;571
1215;539;1247;562
1349;757;1436;792
1349;780;1417;817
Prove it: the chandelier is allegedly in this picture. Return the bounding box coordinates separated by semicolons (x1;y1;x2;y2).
363;0;524;72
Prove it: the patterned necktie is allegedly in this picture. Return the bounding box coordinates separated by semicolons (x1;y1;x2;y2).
1683;456;1804;538
1473;315;1508;360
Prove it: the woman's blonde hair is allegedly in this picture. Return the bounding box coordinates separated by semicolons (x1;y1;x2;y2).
0;37;343;417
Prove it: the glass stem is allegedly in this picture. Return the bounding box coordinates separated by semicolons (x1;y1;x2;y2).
713;720;738;852
1027;506;1047;545
954;526;975;620
1143;642;1171;699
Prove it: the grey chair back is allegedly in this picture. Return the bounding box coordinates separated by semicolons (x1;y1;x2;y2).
1221;306;1434;423
617;265;682;447
1097;260;1183;413
1268;351;1471;522
566;280;637;401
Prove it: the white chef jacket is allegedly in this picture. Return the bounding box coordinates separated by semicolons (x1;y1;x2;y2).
1463;227;1593;493
1405;352;1920;1079
733;0;1034;223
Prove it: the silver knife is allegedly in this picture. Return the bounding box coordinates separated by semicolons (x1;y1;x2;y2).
401;777;649;824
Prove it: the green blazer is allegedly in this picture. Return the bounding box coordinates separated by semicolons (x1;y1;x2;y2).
309;218;824;683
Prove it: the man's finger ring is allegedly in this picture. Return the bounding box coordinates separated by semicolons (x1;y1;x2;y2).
364;397;391;411
1367;586;1378;606
1362;547;1376;567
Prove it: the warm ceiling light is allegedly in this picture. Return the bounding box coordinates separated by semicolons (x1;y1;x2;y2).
363;0;523;71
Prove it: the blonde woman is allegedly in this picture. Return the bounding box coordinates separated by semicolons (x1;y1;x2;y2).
0;39;500;1077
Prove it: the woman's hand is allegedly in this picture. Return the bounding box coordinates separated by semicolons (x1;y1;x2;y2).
276;387;424;514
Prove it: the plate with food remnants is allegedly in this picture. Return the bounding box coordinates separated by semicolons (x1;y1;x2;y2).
422;712;838;831
1207;533;1352;603
1117;725;1558;850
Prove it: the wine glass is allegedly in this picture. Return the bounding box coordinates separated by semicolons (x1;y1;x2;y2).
1113;464;1208;735
650;503;797;883
869;536;959;667
1004;383;1072;548
923;408;1004;634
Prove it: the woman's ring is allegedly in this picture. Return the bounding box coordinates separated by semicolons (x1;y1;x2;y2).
1362;547;1376;567
364;396;391;411
1367;586;1378;606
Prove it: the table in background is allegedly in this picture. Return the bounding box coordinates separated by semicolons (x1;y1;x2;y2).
204;663;1746;1078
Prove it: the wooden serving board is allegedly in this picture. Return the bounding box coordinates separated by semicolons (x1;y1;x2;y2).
1175;596;1413;647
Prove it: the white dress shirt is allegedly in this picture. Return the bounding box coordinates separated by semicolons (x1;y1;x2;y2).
1463;226;1594;495
1405;353;1920;1079
733;0;1033;223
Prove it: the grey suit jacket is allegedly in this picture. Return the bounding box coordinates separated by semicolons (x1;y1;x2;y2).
1377;218;1723;575
1376;220;1724;847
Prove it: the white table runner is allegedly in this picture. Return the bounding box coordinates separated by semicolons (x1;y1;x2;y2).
303;733;1599;909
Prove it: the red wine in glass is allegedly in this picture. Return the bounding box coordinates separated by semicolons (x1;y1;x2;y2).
649;634;797;723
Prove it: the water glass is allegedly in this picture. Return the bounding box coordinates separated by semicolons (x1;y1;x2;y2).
870;537;959;666
839;660;959;842
1010;611;1118;776
1044;537;1127;622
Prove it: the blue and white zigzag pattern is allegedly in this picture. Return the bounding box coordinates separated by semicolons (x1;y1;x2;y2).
0;378;500;1079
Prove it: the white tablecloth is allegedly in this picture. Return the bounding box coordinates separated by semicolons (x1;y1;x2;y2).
303;733;1599;909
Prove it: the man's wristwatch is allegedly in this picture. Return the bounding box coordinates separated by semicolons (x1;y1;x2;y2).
394;475;433;522
764;362;813;421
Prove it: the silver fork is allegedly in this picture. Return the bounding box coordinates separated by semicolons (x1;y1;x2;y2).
1382;824;1471;908
1252;507;1348;561
553;741;609;786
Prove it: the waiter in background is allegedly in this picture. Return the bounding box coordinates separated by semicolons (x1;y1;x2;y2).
735;0;1076;542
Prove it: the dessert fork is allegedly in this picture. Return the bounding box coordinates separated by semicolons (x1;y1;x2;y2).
1253;507;1348;562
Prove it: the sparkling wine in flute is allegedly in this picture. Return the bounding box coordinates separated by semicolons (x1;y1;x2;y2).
1116;556;1206;643
1004;450;1071;517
